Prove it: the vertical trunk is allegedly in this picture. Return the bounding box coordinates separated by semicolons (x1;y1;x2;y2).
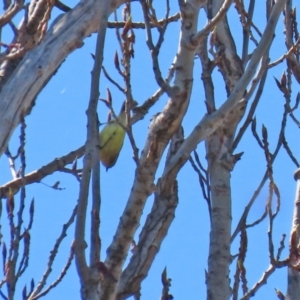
286;169;300;299
81;281;100;300
206;132;232;300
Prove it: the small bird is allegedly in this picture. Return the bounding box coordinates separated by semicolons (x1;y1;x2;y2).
99;102;127;170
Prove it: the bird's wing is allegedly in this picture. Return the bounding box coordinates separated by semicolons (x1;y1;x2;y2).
99;123;118;149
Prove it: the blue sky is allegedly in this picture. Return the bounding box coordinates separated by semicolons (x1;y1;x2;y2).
0;1;299;299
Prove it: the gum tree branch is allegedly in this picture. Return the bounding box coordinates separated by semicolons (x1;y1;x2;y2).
116;127;183;299
0;145;85;199
0;0;128;157
286;168;300;299
28;205;77;299
163;0;287;177
104;0;202;296
74;1;111;299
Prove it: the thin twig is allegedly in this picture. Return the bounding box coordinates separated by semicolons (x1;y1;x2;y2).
30;244;75;300
268;37;300;68
106;13;180;29
28;205;77;299
0;146;85;199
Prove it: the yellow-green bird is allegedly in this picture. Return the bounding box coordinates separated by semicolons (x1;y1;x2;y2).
99;102;127;171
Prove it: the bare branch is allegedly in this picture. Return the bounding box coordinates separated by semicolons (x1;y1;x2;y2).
74;0;112;294
107;13;180;29
232;57;269;151
116;127;183;299
0;0;24;28
89;162;101;267
104;2;202;291
28;205;77;299
241;265;276;300
139;0;173;95
30;244;74;300
0;0;128;157
189;152;211;221
286;169;300;298
268;37;300;68
163;0;287;177
0;146;85;199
